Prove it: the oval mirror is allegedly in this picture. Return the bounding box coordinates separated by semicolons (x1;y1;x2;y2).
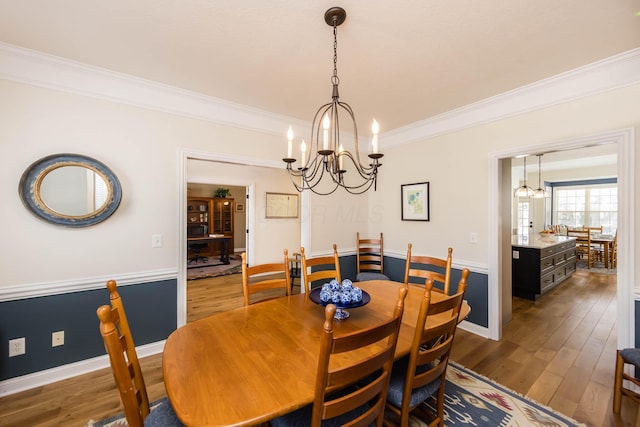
19;154;122;227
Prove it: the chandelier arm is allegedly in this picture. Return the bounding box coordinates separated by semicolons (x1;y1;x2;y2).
336;100;363;161
339;151;380;180
301;162;341;196
343;176;377;194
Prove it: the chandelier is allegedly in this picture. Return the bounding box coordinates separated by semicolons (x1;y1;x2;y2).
283;7;383;195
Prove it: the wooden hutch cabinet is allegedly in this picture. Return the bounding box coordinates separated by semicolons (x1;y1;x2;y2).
187;197;234;257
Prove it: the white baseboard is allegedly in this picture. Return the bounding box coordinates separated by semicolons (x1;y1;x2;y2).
0;341;164;397
458;319;491;339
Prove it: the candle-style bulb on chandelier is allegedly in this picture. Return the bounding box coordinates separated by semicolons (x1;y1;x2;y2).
283;7;383;195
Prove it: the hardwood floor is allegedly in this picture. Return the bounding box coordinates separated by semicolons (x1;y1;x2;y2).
1;269;637;426
451;269;638;426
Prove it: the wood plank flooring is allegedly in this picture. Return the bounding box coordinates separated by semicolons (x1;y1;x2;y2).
451;269;638;426
1;269;637;426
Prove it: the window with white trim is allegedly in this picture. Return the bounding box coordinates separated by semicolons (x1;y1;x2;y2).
553;183;617;234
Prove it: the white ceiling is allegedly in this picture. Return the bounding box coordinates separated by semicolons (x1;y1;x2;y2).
0;1;638;134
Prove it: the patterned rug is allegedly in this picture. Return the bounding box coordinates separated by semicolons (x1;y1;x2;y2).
186;254;241;280
87;362;585;427
575;259;616;275
417;362;586;426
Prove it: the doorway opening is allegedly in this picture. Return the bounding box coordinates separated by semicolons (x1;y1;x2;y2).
489;128;634;350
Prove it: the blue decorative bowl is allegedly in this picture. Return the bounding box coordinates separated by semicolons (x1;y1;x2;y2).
309;287;371;319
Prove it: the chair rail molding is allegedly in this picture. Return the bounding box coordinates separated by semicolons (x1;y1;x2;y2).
0;269;177;302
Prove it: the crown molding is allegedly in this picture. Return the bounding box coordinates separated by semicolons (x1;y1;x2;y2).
382;48;640;147
0;42;306;136
0;42;638;145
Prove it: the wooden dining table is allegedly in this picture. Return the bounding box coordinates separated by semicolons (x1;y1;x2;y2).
590;234;614;268
163;280;470;427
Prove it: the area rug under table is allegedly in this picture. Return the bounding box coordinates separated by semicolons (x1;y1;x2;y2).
413;362;586;427
88;361;585;427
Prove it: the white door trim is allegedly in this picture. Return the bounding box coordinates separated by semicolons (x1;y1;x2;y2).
488;128;635;346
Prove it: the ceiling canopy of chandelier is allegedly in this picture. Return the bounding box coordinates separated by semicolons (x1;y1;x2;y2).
283;7;383;195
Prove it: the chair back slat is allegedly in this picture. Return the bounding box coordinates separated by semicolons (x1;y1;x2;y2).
311;286;408;427
241;249;290;306
97;303;147;427
356;232;384;274
404;244;453;294
568;228;593;268
105;280;150;420
301;245;341;293
386;269;469;426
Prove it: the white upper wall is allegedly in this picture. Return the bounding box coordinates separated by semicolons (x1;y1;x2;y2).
372;84;640;270
0;78;301;287
0;43;638;290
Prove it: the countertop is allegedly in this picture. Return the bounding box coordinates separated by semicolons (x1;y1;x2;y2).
512;234;576;249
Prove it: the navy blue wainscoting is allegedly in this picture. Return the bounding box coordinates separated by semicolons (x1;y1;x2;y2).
340;254;488;329
636;300;640;349
0;279;177;381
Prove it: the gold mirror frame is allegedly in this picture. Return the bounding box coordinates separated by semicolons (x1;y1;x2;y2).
19;154;122;227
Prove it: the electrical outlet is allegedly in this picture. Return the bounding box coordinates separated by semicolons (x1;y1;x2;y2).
469;232;478;244
9;337;25;357
152;234;162;248
52;331;64;347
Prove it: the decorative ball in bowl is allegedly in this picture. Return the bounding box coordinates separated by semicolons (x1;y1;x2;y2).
309;279;370;320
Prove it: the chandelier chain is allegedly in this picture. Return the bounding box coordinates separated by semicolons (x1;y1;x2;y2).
332;24;339;86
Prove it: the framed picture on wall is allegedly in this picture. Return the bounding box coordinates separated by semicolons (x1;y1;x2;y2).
265;192;298;218
401;182;430;221
236;202;245;212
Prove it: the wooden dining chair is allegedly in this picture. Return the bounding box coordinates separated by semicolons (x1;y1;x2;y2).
97;280;184;427
241;249;291;306
300;244;341;293
271;286;408;427
356;232;390;281
610;230;618;268
613;348;640;413
404;244;453;295
568;228;593;268
385;269;469;427
584;225;603;233
585;225;606;263
289;251;302;290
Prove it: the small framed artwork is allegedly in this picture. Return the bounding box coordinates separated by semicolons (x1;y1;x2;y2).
235;202;245;213
401;182;430;221
265;192;299;218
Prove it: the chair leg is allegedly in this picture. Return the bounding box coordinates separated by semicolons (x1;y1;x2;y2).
614;350;624;413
